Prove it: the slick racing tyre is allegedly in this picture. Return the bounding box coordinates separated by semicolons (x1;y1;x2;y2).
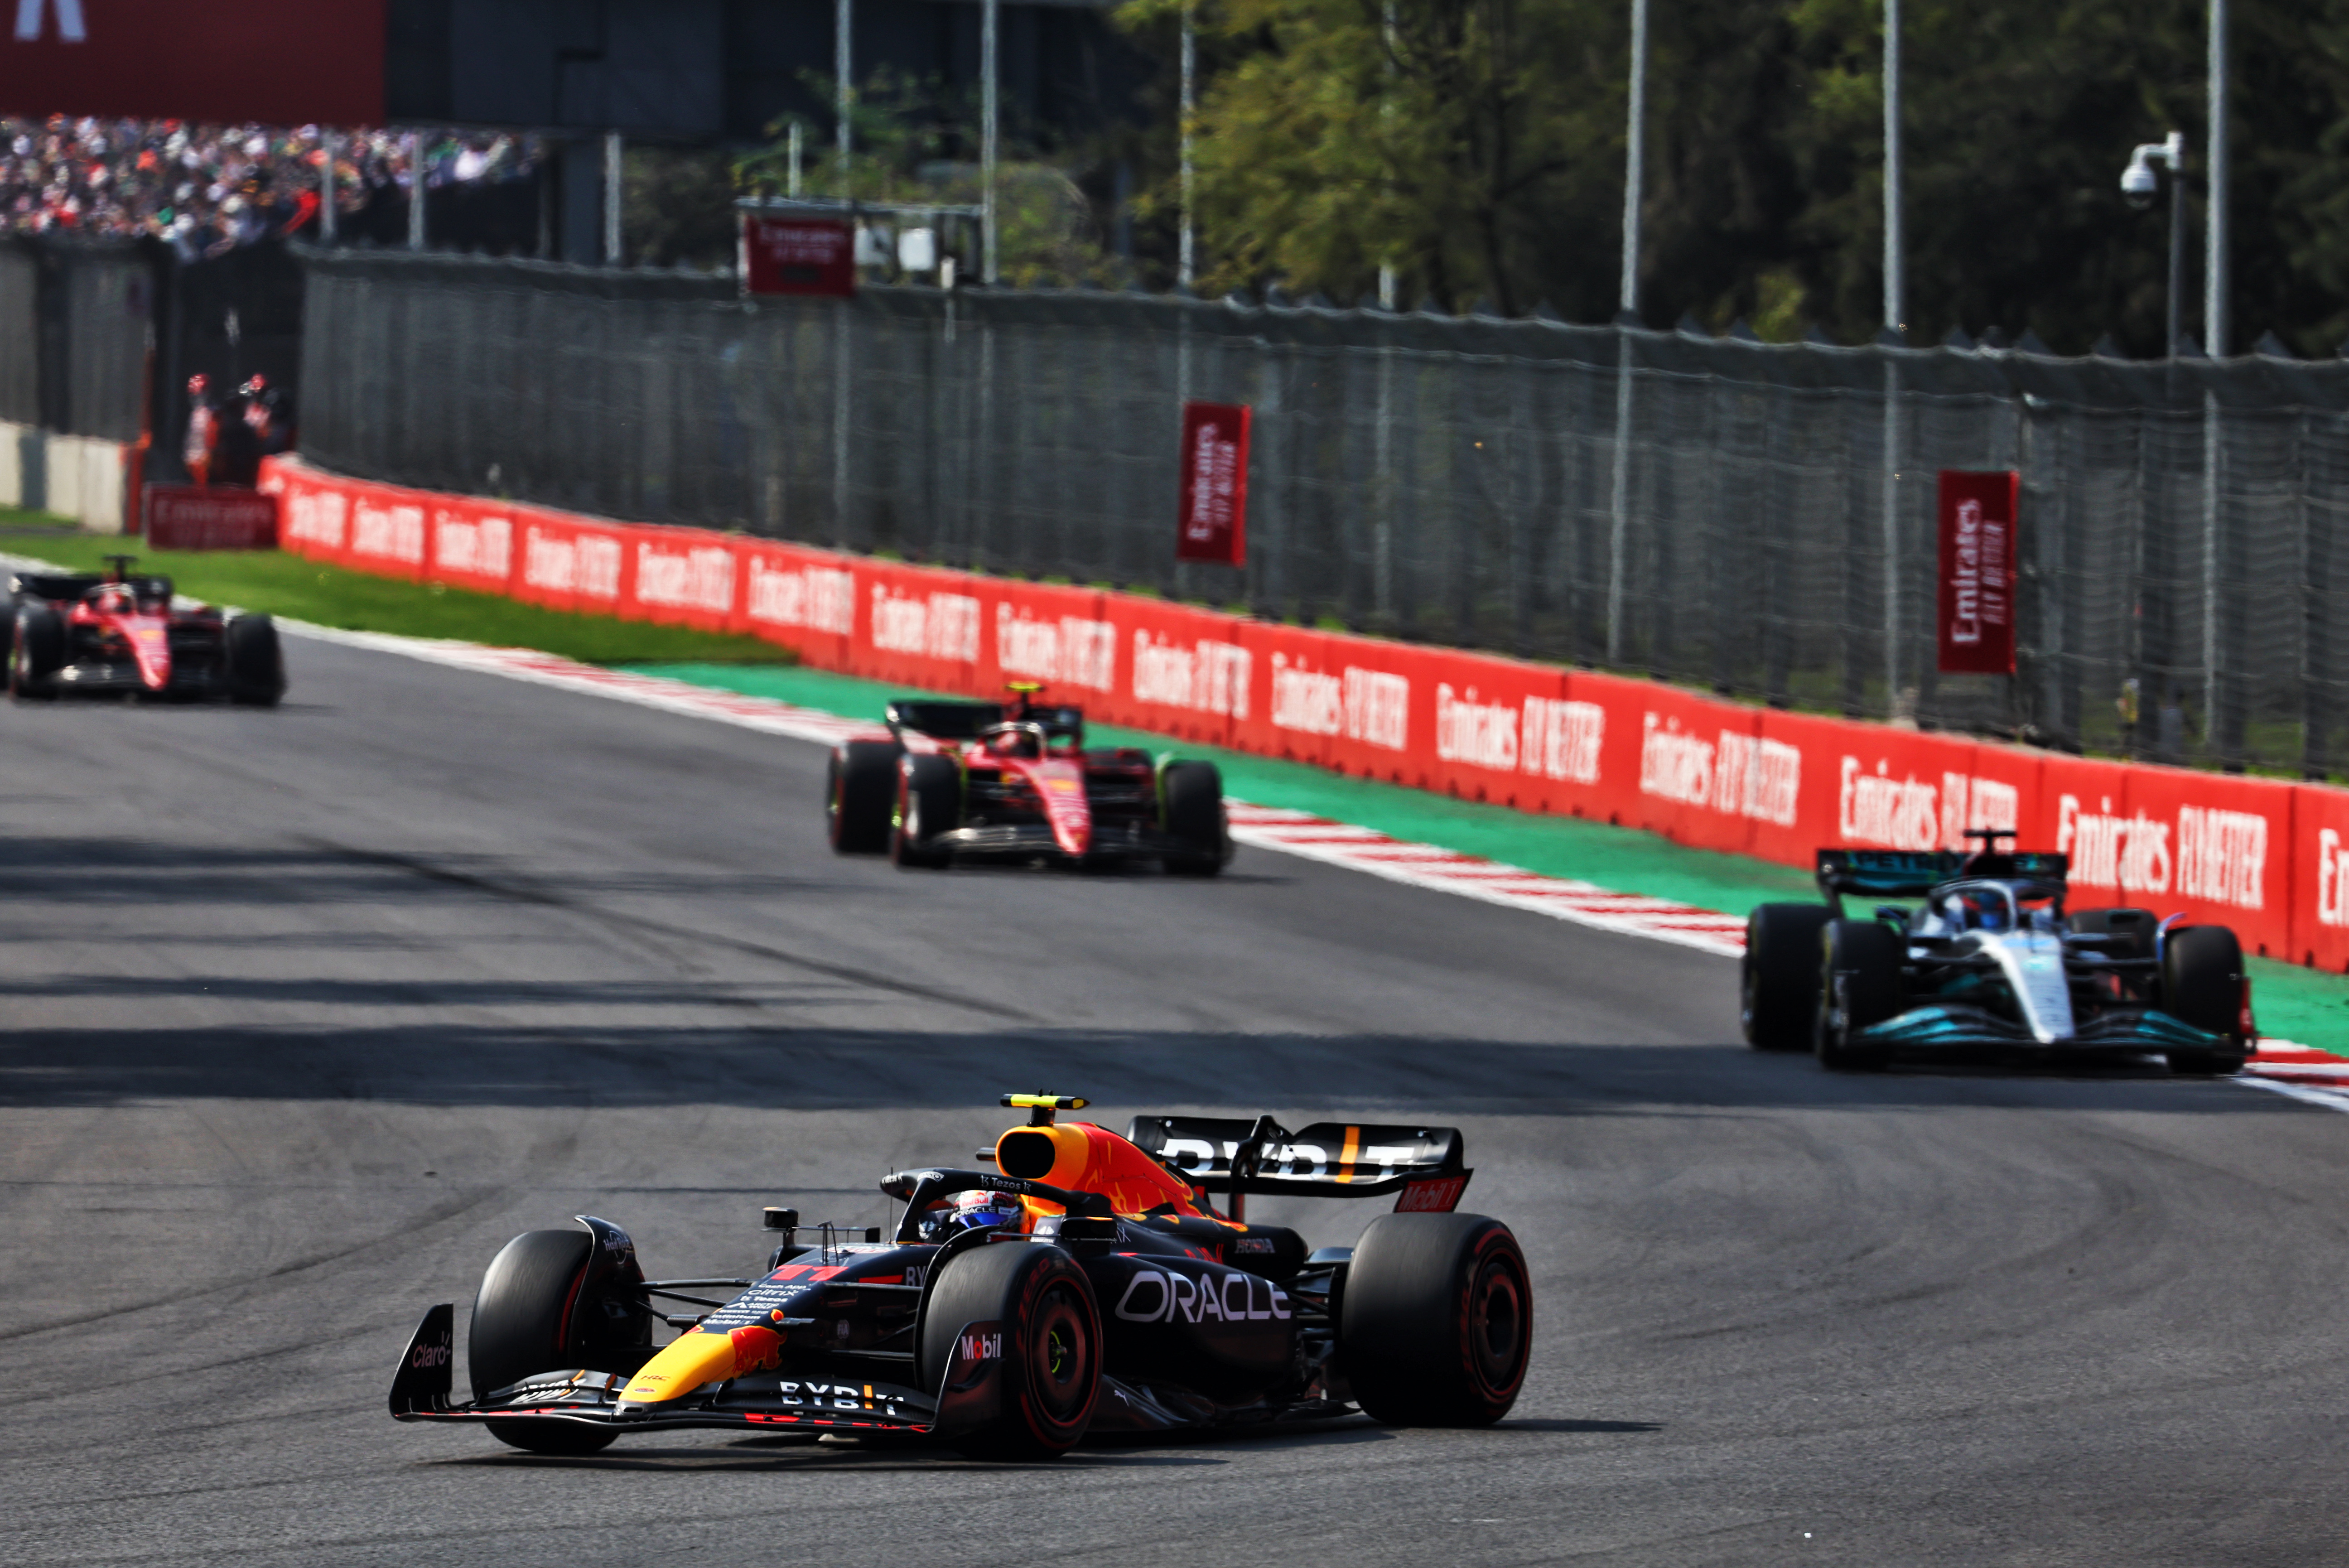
1816;919;1900;1072
9;603;62;701
919;1240;1101;1459
1743;903;1834;1050
1341;1212;1530;1427
828;739;902;854
470;1229;647;1455
2161;925;2250;1075
225;613;285;707
1160;760;1228;877
891;754;958;870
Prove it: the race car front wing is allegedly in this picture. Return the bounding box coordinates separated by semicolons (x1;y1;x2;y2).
388;1303;1006;1439
1854;1003;2235;1053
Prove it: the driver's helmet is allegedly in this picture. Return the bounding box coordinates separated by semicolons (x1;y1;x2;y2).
946;1189;1024;1233
1954;889;2013;933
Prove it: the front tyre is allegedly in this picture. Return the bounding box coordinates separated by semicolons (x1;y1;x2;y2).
919;1240;1101;1459
469;1229;634;1454
1341;1212;1531;1427
891;754;958;869
1743;903;1834;1050
2162;925;2250;1075
1816;919;1900;1071
827;739;902;854
10;604;62;701
225;613;285;706
1160;760;1229;877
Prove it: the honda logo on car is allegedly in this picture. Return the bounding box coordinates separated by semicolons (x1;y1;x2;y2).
1115;1269;1291;1324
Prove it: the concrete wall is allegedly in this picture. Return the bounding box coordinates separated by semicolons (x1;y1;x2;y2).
0;420;125;533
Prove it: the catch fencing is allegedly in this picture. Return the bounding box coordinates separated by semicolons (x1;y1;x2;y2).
295;248;2349;778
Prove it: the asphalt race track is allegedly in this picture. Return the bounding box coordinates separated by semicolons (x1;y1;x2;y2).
7;634;2349;1568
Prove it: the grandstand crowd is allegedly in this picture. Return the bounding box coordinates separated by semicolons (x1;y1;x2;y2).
0;117;542;257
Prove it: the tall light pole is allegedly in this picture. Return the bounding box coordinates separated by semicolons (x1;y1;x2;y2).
983;0;999;283
1879;0;1904;709
2206;0;2228;358
1605;0;1650;665
1882;0;1902;334
836;0;854;177
1178;3;1195;287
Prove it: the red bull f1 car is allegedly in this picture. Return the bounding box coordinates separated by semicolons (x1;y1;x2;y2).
8;556;284;704
825;686;1230;873
389;1095;1530;1457
1742;831;2253;1073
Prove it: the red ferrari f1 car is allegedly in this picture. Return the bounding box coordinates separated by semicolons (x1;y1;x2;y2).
825;686;1230;873
8;556;284;704
389;1094;1530;1457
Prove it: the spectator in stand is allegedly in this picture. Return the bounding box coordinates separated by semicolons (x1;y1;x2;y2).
0;117;541;256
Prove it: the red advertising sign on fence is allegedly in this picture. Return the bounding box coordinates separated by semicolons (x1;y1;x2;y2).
1177;402;1251;566
144;486;278;550
1938;469;2019;675
740;216;856;299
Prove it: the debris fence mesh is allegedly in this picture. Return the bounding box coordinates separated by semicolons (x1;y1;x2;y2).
289;249;2349;776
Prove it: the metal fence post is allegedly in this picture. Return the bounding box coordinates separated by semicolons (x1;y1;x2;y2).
1606;327;1632;664
1881;356;1902;712
832;300;853;545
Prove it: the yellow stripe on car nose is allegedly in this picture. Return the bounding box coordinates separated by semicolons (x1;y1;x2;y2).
617;1328;757;1407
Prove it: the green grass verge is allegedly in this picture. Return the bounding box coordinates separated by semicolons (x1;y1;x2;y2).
0;513;794;666
628;661;2349;1053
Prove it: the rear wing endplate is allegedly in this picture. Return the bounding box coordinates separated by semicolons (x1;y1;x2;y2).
1126;1116;1471;1212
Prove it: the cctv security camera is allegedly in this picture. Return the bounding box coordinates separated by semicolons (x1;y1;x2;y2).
2121;153;2159;210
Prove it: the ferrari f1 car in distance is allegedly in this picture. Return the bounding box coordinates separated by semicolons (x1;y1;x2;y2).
389;1094;1530;1457
1741;830;2253;1074
825;684;1231;873
8;556;284;704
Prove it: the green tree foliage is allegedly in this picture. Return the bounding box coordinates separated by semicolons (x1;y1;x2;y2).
1123;0;2349;353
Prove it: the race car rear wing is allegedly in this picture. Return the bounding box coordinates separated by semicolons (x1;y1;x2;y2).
1125;1115;1472;1215
1817;848;2068;904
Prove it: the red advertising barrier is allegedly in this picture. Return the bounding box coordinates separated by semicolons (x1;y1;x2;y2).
255;456;2349;975
145;486;278;550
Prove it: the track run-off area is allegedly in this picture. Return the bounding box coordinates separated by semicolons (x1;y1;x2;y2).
10;626;2349;1568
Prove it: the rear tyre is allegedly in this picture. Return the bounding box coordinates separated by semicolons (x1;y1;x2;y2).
225;613;285;706
1160;760;1228;877
1743;903;1835;1050
469;1229;624;1454
1341;1212;1530;1426
1816;919;1901;1071
918;1241;1101;1459
10;604;62;702
2162;925;2249;1075
827;740;902;854
891;755;959;869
